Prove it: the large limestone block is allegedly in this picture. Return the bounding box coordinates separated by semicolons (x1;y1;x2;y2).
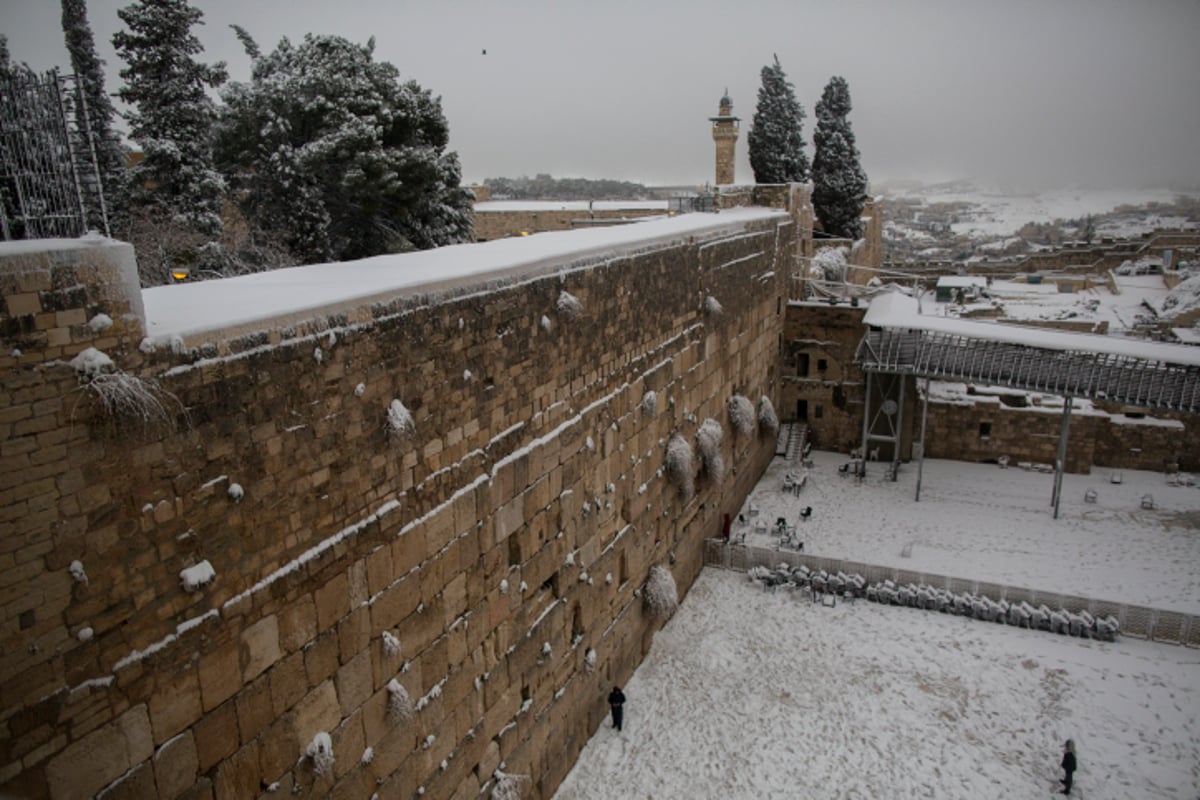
240;614;281;682
153;730;199;799
45;704;153;800
149;667;202;743
291;679;341;751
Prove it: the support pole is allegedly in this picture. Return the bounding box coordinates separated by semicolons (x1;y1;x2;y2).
860;371;873;475
915;377;930;502
1052;396;1073;520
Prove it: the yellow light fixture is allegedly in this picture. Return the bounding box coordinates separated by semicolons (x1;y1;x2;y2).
170;267;190;282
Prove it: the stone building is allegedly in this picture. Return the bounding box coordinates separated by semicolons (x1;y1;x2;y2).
709;92;740;186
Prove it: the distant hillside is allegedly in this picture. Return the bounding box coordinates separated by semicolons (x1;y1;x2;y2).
483;174;651;201
877;182;1200;263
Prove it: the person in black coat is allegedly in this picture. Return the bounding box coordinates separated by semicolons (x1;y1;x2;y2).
1060;739;1077;794
608;686;626;731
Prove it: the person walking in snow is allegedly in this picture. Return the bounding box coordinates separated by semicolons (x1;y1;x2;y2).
1059;739;1077;794
608;686;626;731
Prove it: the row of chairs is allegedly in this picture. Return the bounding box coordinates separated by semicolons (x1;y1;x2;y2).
747;565;1121;642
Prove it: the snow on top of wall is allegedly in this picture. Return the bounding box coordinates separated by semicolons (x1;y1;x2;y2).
0;233;126;257
473;200;669;212
1172;327;1200;345
864;291;1200;366
140;209;781;345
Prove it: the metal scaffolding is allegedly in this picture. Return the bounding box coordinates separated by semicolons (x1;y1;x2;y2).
854;314;1200;517
855;328;1200;415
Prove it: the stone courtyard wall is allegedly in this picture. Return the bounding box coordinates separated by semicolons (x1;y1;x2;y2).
0;212;793;799
919;396;1195;474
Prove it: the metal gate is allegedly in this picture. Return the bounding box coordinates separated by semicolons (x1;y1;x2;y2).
1;68;109;240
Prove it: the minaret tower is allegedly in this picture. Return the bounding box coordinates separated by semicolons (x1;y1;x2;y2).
709;89;740;185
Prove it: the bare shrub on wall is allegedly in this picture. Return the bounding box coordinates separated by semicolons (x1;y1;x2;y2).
665;434;694;500
491;770;531;800
759;395;780;436
387;399;415;438
643;564;679;620
557;290;583;320
641;390;657;416
696;417;725;482
69;348;183;432
386;679;414;723
728;394;755;437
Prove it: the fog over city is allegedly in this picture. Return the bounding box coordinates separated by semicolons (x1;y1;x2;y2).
3;0;1199;190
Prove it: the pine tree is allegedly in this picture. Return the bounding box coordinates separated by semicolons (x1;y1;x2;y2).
811;76;869;239
215;33;473;264
61;0;126;228
747;55;808;184
112;0;227;235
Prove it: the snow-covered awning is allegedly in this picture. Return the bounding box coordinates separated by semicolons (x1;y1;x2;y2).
856;292;1200;414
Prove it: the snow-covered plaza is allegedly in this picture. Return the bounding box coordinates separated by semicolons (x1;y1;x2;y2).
555;453;1200;799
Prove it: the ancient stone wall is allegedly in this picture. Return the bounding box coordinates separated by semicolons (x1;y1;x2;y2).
919;396;1196;473
0;212;793;799
919;396;1098;473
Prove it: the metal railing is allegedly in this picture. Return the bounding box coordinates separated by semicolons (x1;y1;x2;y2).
704;539;1200;647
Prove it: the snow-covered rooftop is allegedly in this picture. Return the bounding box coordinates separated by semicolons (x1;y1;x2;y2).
139;208;783;345
935;276;988;288
865;291;1200;367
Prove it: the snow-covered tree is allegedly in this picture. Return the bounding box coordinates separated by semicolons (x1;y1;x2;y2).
811;76;869;239
61;0;126;223
811;245;848;282
1080;214;1096;245
112;0;227;235
215;33;473;264
747;55;808;184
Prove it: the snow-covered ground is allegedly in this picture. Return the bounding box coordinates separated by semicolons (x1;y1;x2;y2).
734;452;1200;614
554;453;1200;799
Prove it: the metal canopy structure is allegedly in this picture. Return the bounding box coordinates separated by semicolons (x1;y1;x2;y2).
852;292;1200;517
855;327;1200;414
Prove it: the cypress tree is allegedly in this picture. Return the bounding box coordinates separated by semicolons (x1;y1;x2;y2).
215;33;473;264
747;55;808;184
113;0;227;235
61;0;126;227
812;76;869;239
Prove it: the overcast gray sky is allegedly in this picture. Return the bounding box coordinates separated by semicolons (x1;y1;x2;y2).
3;0;1199;190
